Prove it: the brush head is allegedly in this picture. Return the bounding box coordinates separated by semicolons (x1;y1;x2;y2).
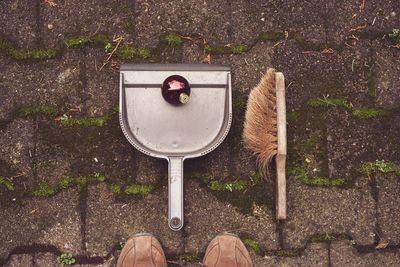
243;68;278;176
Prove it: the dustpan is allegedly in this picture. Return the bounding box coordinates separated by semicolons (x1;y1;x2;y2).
119;64;232;231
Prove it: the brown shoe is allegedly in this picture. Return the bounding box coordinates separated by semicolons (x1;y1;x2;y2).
203;234;253;267
117;233;167;267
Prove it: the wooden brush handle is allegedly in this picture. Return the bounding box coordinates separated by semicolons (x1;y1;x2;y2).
275;72;287;220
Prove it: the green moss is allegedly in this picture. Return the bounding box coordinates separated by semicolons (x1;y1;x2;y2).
161;34;184;45
124;184;154;195
352;108;387;118
116;46;151;59
258;31;284;42
290;167;346;186
309;233;335;243
174;253;201;262
64;36;91;48
307;97;352;109
209;180;247;192
17;105;58;116
231;44;250;54
243;238;261;254
110;184;122;194
275;249;301;257
58;175;73;189
75;176;90;187
32;182;56;197
389;29;400;44
58;174;106;189
60;114;107;127
206;44;249;54
64;34;109;48
0;176;15;191
360;160;400;177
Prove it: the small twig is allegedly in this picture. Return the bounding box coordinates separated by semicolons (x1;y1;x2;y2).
360;0;365;13
349;24;367;32
100;36;123;71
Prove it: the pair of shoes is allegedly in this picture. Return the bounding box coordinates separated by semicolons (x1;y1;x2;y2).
117;233;253;267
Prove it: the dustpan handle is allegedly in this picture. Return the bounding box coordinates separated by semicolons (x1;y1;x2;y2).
168;157;184;231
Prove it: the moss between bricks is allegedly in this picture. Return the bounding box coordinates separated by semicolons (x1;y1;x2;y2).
307;97;389;119
0;176;15;191
206;44;249;54
161;34;184;46
209;180;247;192
360;160;400;177
60;114;107;127
64;34;109;48
0;38;57;60
17;105;58;116
309;233;335;243
243;238;261;254
124;184;154;195
170;253;201;263
116;46;151;59
275;249;301;257
352;108;387;118
290;167;346;187
110;184;122;194
33;173;106;197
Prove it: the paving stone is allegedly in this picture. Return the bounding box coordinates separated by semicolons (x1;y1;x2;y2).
4;254;33;267
184;180;278;253
133;0;231;47
39;0;135;48
326;108;400;179
325;109;393;178
377;173;400;245
0;188;82;259
330;240;400;266
282;176;375;248
326;0;400;44
374;43;400;109
82;49;120;117
272;41;373;111
36;117;138;185
0;0;38;49
229;0;266;44
264;0;328;44
34;253;58;267
85;183;183;257
35;142;71;188
213;42;273;94
0;50;85;119
134;154;165;184
254;243;329;266
0;119;35;171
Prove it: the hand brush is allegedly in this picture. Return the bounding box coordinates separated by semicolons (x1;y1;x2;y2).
243;68;287;220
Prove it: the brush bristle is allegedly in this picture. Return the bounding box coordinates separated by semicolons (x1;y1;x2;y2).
243;68;278;176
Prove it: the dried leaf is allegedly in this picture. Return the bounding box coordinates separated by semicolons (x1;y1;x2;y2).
375;241;389;249
321;48;335;54
43;0;57;7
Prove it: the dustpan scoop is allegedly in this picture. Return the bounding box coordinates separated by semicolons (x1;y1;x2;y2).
119;64;232;231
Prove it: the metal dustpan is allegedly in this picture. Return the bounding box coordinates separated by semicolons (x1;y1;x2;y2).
119;64;232;231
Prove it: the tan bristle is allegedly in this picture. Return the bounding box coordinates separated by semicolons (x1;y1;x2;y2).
243;68;277;176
